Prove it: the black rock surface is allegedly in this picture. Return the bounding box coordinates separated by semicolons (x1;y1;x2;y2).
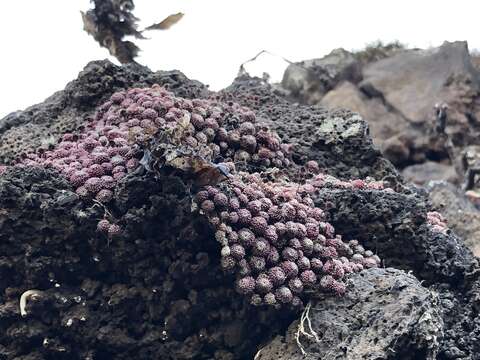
256;268;443;360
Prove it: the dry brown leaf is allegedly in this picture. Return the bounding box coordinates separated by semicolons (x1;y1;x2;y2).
144;12;184;31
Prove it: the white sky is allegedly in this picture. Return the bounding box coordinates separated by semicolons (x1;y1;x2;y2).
1;0;480;118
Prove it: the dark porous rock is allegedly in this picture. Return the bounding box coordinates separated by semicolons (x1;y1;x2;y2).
0;60;209;164
281;48;362;105
312;184;480;357
219;75;398;181
312;185;478;285
427;181;480;256
0;167;294;359
436;280;480;359
256;268;443;360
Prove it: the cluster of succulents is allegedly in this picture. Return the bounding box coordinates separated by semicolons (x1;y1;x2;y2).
427;211;449;234
194;172;381;307
13;85;291;236
290;171;391;196
15;84;292;192
306;173;387;191
298;159;387;189
9;83;383;306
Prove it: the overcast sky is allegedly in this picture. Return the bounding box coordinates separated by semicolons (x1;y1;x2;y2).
1;0;479;118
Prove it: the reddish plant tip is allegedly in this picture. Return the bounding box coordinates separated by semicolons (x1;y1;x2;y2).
108;224;122;238
96;189;114;203
427;211;449;234
96;219;111;233
213;193;229;207
237;277;255;295
201;200;215;213
275;286;293;304
255;276;273;294
306;160;320;173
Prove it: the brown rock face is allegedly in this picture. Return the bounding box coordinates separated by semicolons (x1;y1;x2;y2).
282;41;480;170
402;161;459;185
358;41;480;168
360;41;479;125
320;81;411;162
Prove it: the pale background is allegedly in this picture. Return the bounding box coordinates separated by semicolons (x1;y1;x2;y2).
1;0;479;118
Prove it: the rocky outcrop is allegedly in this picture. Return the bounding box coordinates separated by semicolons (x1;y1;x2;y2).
282;41;480;171
1;60;480;360
360;41;479;125
320;81;412;163
256;268;442;360
280;41;480;259
281;48;362;105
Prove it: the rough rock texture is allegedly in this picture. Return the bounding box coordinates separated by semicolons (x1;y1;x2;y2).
2;59;480;359
310;183;480;359
0;166;293;359
435;280;480;359
256;268;442;360
428;181;480;256
219;76;398;181
311;185;477;285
